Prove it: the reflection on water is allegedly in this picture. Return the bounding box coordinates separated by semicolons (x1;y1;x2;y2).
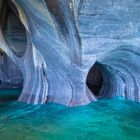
0;89;140;140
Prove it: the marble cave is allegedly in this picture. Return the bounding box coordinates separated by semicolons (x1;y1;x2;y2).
0;0;140;140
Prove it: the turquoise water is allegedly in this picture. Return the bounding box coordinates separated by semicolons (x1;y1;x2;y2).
0;90;140;140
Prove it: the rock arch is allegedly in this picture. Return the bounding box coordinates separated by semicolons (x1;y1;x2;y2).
0;0;140;106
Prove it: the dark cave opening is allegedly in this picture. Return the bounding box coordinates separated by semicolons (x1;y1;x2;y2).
0;52;23;102
1;0;27;57
86;62;103;98
0;54;23;102
0;0;26;102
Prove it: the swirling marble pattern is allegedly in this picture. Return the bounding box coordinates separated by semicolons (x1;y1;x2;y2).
0;0;140;106
79;0;140;102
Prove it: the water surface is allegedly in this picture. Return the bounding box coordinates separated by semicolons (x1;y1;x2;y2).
0;89;140;140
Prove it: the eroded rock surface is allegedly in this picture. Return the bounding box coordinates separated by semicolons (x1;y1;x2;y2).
0;0;140;106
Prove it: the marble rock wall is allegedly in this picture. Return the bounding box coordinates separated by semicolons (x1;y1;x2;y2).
0;0;139;106
78;0;140;102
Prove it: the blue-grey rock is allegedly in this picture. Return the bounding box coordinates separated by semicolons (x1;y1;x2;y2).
0;0;139;106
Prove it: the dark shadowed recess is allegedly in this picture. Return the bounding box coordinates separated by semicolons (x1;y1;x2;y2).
0;0;25;102
86;62;103;98
45;0;68;36
1;0;27;57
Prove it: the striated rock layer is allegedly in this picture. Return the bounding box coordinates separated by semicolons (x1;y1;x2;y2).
0;0;140;106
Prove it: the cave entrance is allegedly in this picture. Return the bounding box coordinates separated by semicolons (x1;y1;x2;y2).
86;62;103;98
1;0;27;57
0;0;26;102
0;51;23;102
0;52;23;102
